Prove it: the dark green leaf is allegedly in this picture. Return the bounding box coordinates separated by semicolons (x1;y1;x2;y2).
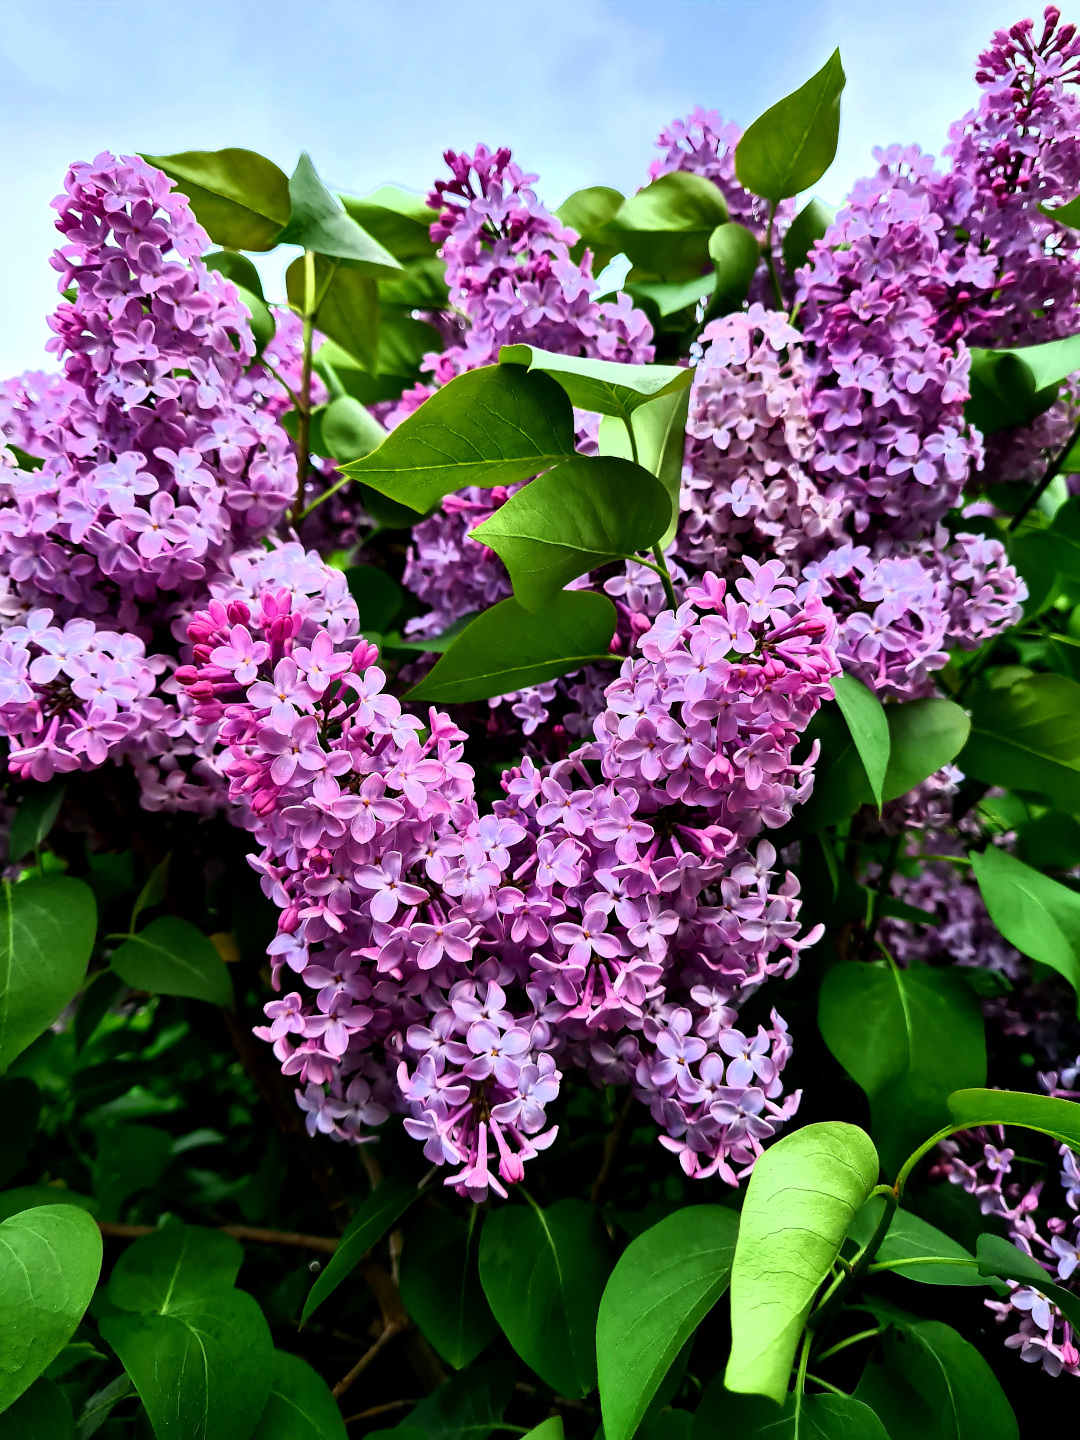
471;454;670;611
959;671;1080;809
596;1205;739;1440
596;387;689;548
276;154;402;274
694;1378;889;1440
971;844;1080;998
965;343;1074;436
603;173;729;280
818;962;985;1174
627;274;716;318
377;256;450;312
301;1177;418;1324
8;780;66;862
286;257;380;372
345;565;403;633
0;876;96;1070
0;1077;40;1187
108;1224;243;1313
832;673;890;810
735;50;846;203
398;1210;498;1370
101;1290;274;1440
782;198;837;273
1016;809;1080;869
76;1374;135;1438
131;853;170;931
881;699;971;799
0;1377;72;1440
847;1197;986;1286
92;1124;174;1222
499;345;692;423
707;222;761;314
1039;194;1080;229
405;592;617;703
976;1233;1080;1330
341;364;575;514
0;1205;102;1411
725;1122;879;1403
946;1087;1080;1149
0;1188;95;1223
321;396;387;464
204;251;265;299
340;186;438;262
109;916;234;1008
479;1198;612;1397
556;186;625;269
402;1360;514;1440
250;1350;347;1440
141;149;290;251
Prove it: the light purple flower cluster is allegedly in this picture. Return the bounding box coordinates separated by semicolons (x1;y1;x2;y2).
935;1064;1080;1378
681;305;845;576
192;556;835;1197
800;531;1026;700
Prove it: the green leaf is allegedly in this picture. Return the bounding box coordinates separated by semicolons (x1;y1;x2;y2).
976;1233;1080;1329
596;1205;739;1440
0;1205;102;1411
8;780;66;862
101;1291;274;1440
108;1225;243;1313
402;1360;514;1440
725;1122;879;1403
276;154;402;274
832;673;890;810
92;1124;173;1221
344;565;403;633
946;1087;1080;1149
520;1421;564;1440
405;592;617;704
556;186;625;269
847;1197;986;1286
881;699;971;800
0;876;96;1071
479;1198;612;1397
286;257;380;371
340;186;438;262
971;844;1080;999
398;1210;498;1370
964;337;1080;436
141;149;290;251
0;1077;40;1187
0;1188;95;1224
735;50;846;203
236;286;276;355
250;1351;347;1440
603;173;729;280
321;396;387;465
109;916;234;1008
707;222;761;315
77;1374;135;1437
782;198;836;273
818;962;985;1174
377;257;450;313
340;364;575;514
959;671;1080;808
131;853;170;931
1039;194;1080;229
301;1177;418;1324
856;1315;1017;1440
204;252;265;299
596;387;689;548
0;1377;72;1439
499;345;692;423
627;274;716;318
694;1380;889;1440
1016;809;1080;870
470;455;670;611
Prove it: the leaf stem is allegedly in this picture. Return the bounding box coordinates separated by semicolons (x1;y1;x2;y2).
291;249;317;526
814;1328;881;1364
1009;413;1080;531
808;1186;897;1333
866;1256;978;1273
622;413;677;611
805;1374;848;1397
765;201;783;309
794;1329;812;1423
862;830;903;959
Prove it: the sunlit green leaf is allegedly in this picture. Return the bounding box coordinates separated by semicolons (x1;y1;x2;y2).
735;50;846;202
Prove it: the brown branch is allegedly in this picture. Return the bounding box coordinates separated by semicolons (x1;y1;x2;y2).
97;1221;338;1254
345;1399;419;1424
590;1091;636;1204
332;1319;407;1399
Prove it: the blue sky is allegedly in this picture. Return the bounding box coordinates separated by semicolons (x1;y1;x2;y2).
0;0;1060;376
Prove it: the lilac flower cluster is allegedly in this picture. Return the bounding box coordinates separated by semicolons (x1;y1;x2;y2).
190;555;835;1198
800;531;1026;700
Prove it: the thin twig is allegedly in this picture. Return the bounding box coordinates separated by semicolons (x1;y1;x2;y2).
1009;413;1080;531
345;1399;419;1424
590;1091;636;1204
97;1221;338;1254
333;1320;406;1399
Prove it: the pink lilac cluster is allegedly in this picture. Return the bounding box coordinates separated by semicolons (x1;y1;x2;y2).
799;531;1026;700
206;558;835;1198
680;306;845;576
930;8;1080;349
935;1065;1080;1377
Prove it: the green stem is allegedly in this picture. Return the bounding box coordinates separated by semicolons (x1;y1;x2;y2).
622;414;640;467
918;854;973;866
1009;413;1080;532
808;1185;896;1333
794;1328;811;1421
765;201;783;310
863;830;903;959
893;1123;964;1195
867;1256;977;1274
291;249;317;526
622;413;677;611
814;1328;881;1364
805;1375;848;1398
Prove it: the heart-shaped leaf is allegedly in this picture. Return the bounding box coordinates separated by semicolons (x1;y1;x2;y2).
0;876;96;1071
602;172;729;279
110;917;234;1008
735;50;846;203
141;149;290;251
250;1351;347;1440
